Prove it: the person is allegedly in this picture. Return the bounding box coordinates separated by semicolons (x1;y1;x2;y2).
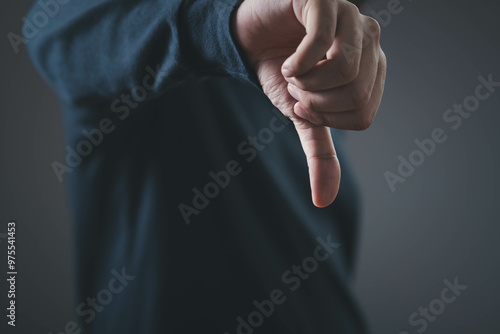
26;0;386;332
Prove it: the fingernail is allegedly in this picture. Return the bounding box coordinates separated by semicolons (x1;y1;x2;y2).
294;103;308;119
287;84;300;100
282;68;293;78
282;62;294;77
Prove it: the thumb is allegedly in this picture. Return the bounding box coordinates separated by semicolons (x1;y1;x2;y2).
292;116;341;207
282;0;338;77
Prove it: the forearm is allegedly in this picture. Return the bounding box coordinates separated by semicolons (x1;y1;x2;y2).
26;0;258;105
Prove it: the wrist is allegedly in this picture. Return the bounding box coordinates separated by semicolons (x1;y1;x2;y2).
230;1;258;68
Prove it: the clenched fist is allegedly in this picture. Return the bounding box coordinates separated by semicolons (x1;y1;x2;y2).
233;0;387;207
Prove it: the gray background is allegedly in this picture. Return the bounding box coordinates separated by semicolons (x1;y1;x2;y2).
1;0;499;333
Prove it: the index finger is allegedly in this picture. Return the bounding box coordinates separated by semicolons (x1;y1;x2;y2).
292;114;341;207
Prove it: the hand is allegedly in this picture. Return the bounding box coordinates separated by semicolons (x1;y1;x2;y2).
233;0;387;207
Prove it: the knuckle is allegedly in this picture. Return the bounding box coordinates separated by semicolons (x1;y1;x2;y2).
364;16;382;42
338;61;359;83
380;50;388;68
351;111;374;131
343;1;361;16
352;117;371;131
301;93;316;112
341;43;362;65
350;87;370;108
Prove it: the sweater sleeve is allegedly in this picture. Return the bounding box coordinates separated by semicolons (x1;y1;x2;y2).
25;0;260;105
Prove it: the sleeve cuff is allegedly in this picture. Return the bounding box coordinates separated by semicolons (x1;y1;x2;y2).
182;0;262;91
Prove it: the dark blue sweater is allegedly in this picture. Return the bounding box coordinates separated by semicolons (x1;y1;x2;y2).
26;0;367;333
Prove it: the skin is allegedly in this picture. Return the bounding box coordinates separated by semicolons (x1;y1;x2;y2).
233;0;387;207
